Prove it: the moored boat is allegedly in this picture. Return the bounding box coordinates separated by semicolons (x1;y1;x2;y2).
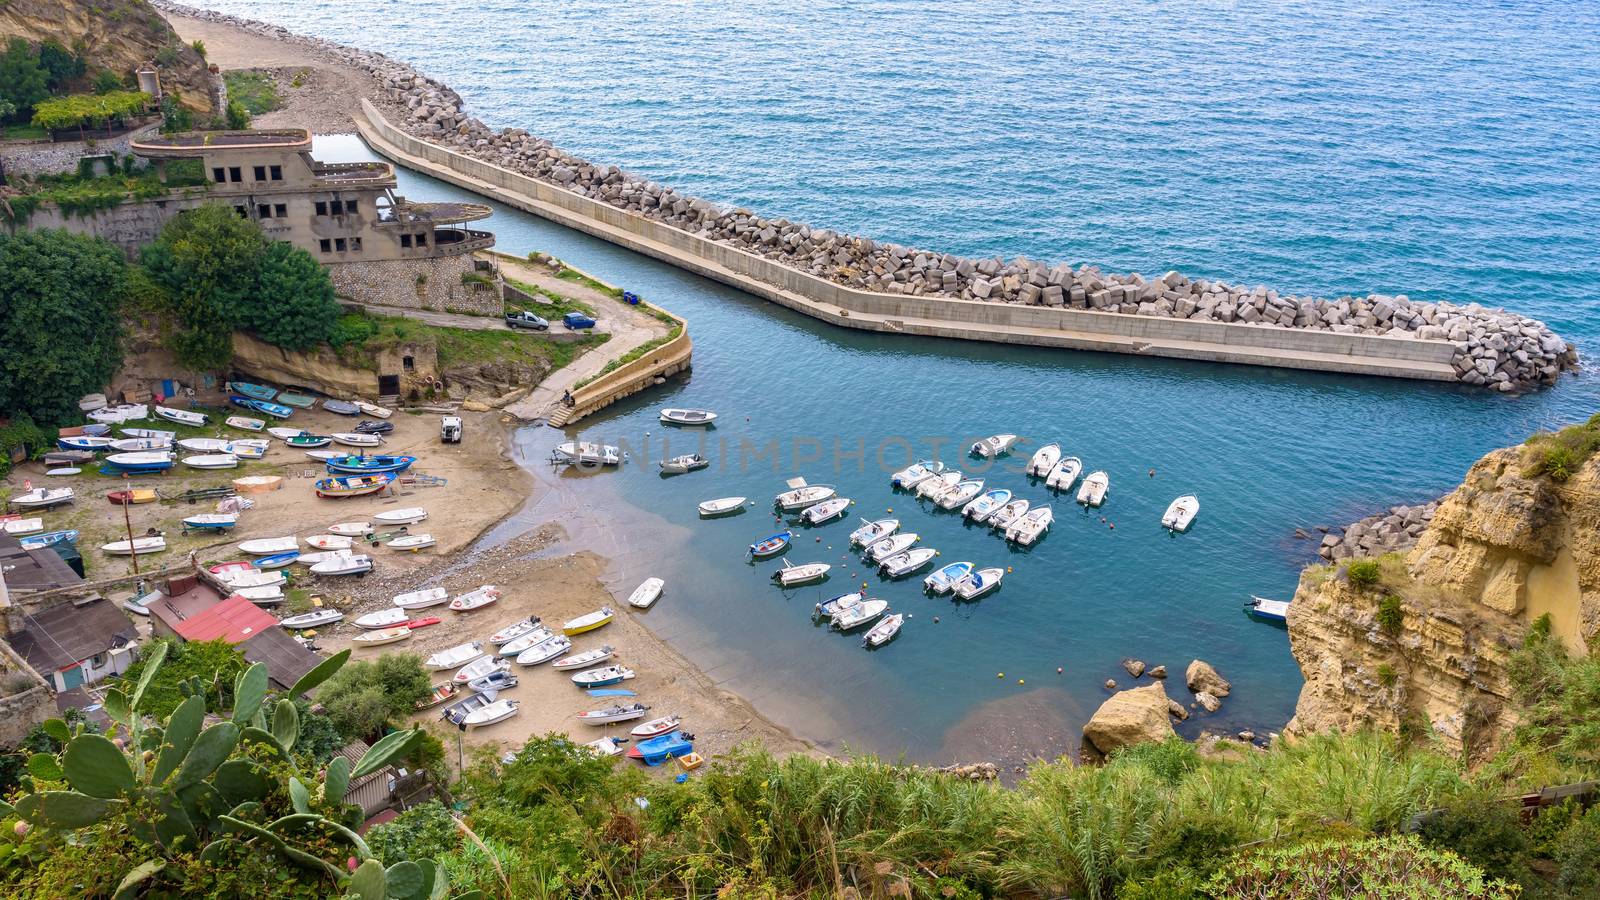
222;569;285;588
814;590;864;618
800;497;850;524
416;682;459;710
772;561;831;587
915;471;960;500
554;441;621;465
267;427;308;441
584;737;625;758
1006;505;1054;546
244;398;294;419
890;459;945;489
880;548;937;578
774;484;835;510
497;627;557;657
863;613;905;648
1077;471;1109;507
1162;495;1200;532
225;439;268;460
848;518;899;547
355;400;393;419
118;427;175;441
1027;442;1061;477
748;530;792;558
254;551;300;569
832;598;889;631
628;577;664;609
1047;455;1083;491
626;731;693;765
467;670;519;694
988;498;1030;531
697;496;746;516
970;434;1019;458
439;692;491;726
924;561;974;594
3;518;43;536
1247;595;1291;623
658;453;709;474
962;488;1012;523
866;532;918;563
953;567;1005;600
937;479;985;510
659;408;717;426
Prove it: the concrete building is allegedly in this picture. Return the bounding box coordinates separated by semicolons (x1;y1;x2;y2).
0;534;138;694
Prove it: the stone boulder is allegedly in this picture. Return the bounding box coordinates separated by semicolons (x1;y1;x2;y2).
1081;682;1177;763
1122;658;1146;678
1186;660;1231;698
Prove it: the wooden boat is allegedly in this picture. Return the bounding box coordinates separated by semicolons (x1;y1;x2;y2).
562;606;615;635
962;488;1011;523
392;587;450;610
832;598;888;631
774;484;834;510
1162;495;1200;532
1247;595;1290;623
626;731;693;765
440;692;492;726
697;496;746;517
323;399;360;416
570;665;635;687
329;432;383;447
748;531;792;558
3;518;43;536
352;626;412;648
56;435;113;451
772;561;830;587
355;400;392;419
461;698;520;730
924;561;974;594
314;473;395;498
814;590;863;618
659;408;717;426
514;634;571;666
658;453;709;474
627;577;664;609
286;434;332;448
225;440;268;460
255;551;300;569
577;703;651;725
937;479;985;510
800;497;850;524
1027;442;1061;477
1077;471;1109;507
866;532;918;563
326;521;374;537
848;518;899;547
489;617;543;645
970;434;1019;458
279;609;343;629
309;552;372;576
631;715;681;739
552;645;614;670
105;451;174;472
178;438;230;453
276;391;317;409
326;454;416;475
373;507;428;525
355;608;411;629
239;536;298;555
305;534;355;550
19;530;78;550
425;642;486;671
106;488;158;505
45;467;81;476
416;682;459;710
225;415;265;432
467;670;519;694
79;393;107;412
988;499;1030;531
880;548;937;578
243;398;294;419
497;627;556;657
452;655;510;684
234;475;281;494
109;437;171;452
863;613;905;648
554;441;621;466
890;459;944;489
449;585;500;612
154;406;208;426
915;471;961;500
386;534;435;551
182;513;238;531
583;737;626;757
10;487;75;509
1006;506;1054;546
102;536;167;556
227;381;278;402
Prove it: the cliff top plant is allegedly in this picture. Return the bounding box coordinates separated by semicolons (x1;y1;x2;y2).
1347;559;1381;587
1207;835;1519;898
1522;414;1600;482
29;90;150;132
1377;594;1405;633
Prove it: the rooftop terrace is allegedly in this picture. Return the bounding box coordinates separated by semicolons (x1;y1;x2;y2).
132;128;313;156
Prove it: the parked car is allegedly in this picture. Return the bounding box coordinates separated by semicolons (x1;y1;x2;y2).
505;310;549;331
441;416;462;443
563;312;597;330
354;420;394;435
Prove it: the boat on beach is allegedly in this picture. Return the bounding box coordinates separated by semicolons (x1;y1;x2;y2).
866;532;918;562
439;692;491;726
563;606;615;635
924;561;974;593
355;608;411;630
626;731;693;765
326;521;374;536
490;616;543;645
183;453;238;470
800;497;850;524
660;408;717;426
182;513;238;532
1247;595;1290;623
774;484;835;510
330;432;384;447
387;534;436;551
1027;442;1061;477
453;655;510;684
577;703;651;725
280;609;343;629
221;569;284;588
225;415;265;432
89;404;148;424
915;471;960;500
863;613;904;648
314;473;395;498
449;585;500;612
276;391;317;409
154;406;208;426
105;451;174;472
461;698;520;730
254;551;300;569
374;507;428;525
937;479;985;510
235;584;285;604
814;590;864;618
226;439;269;460
832;598;888;631
772;561;831;587
658;453;709;474
697;496;746;516
326;454;417;475
19;530;78;551
571;665;635;687
393;587;450;610
109;438;170;452
988;498;1030;531
355;400;393;419
628;577;664;609
554;441;621;465
425;642;486;671
891;459;945;489
352;626;412;648
240;536;298;555
1006;506;1054;546
324;399;360;416
119;427;175;440
177;438;230;453
287;434;332;448
962;488;1011;523
310;552;373;576
106;488;157;505
748;530;792;558
416;682;460;710
631;715;681;739
953;567;1005;600
3;519;43;536
1047;455;1083;491
305;534;354;550
553;645;615;670
468;670;519;694
10;487;75;509
1077;471;1109;507
1162;495;1200;532
584;737;625;758
57;434;115;452
515;634;572;666
970;434;1018;458
241;398;294;419
78;393;107;413
102;536;167;556
879;548;937;578
498;628;553;657
227;382;277;402
848;518;898;547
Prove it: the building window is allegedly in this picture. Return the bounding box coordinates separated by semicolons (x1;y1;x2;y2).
269;165;282;181
257;204;271;219
400;234;412;248
350;237;363;252
346;199;358;216
330;199;344;216
402;355;415;372
335;238;347;252
273;203;287;217
211;167;226;183
253;165;266;181
319;239;332;253
228;166;242;182
314;200;328;216
416;233;428;247
234;205;248;219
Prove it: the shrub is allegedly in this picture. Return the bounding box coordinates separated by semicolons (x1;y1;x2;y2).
1377;663;1398;686
1508;614;1600;768
190;39;206;58
328;312;381;348
1347;559;1381;587
1376;594;1405;633
222;70;283;114
1208;835;1516;898
368;800;462;865
315;652;432;740
1522;417;1600;482
92;69;123;94
1553;806;1600;895
115;637;245;719
224;97;249;129
1413;795;1531;885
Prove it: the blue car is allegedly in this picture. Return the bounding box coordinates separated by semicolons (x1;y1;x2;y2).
563;312;597;330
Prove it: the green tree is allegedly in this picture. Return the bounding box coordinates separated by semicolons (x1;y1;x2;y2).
368;801;462;866
35;40;84;91
91;69;123;94
116;637;246;720
316;653;433;741
0;229;127;427
139;204;268;369
0;38;49;118
0;98;15;135
242;241;341;350
1208;835;1515;898
224;97;250;129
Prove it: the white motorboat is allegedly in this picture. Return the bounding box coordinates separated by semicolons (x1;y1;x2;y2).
489;617;543;645
832;598;888;631
848;518;899;547
915;471;960;500
449;585;500;612
119;427;175;441
102;536;167;556
814;590;864;618
373;507;428;526
296;551;339;567
697;496;746;516
1047;456;1083;491
515;634;572;666
461;698;520;729
660;408;717;426
658;454;709;474
387;534;435;551
1162;495;1200;532
393;587;450;610
309;552;373;576
630;715;681;738
1077;471;1109;507
1006;506;1055;546
453;655;510;684
988;498;1030;531
425;642;485;671
89;403;148;424
866;532;918;562
953;567;1005;600
890;459;945;489
584;737;626;757
326;521;374;536
351;626;412;647
267;427;307;441
355;608;411;630
880;548;937;578
106;451;172;469
305;449;341;461
800;497;850;524
863;613;904;648
279;609;343;629
177;438;231;453
225;415;265;432
9;488;74;509
937;479;985;510
351;401;390;419
222;569;284;589
774;484;835;510
962;488;1012;523
970;434;1018;458
183;454;238;470
569;665;635;687
924;561;974;594
1248;595;1291;623
552;645;615;670
628;577;664;609
155;406;208;427
330;432;383;447
226;440;268;460
239;536;298;555
305;534;354;551
109;437;171;452
554;441;621;465
1027;442;1061;477
497;628;556;657
576;703;651;725
235;584;285;604
772;561;831;587
4;518;43;536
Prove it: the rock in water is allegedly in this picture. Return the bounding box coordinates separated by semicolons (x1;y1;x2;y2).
1122;658;1146;678
1167;699;1189;721
1194;691;1222;713
1186;660;1232;697
1149;665;1168;679
1081;682;1178;763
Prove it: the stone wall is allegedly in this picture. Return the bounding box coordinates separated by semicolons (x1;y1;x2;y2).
9;193;202;256
0;123;161;178
0;641;54;748
327;254;503;316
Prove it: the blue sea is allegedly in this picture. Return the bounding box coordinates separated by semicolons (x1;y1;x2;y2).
226;0;1600;762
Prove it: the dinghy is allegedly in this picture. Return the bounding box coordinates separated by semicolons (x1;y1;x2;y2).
1247;595;1291;624
326;454;416;475
626;731;693;765
577;703;651;725
1027;442;1061;477
178;438;231;453
182;513;238;532
227;382;277;402
814;590;864;618
235;584;285;604
392;587;450;610
309;552;372;576
355;608;411;629
267;427;307;441
1006;506;1054;546
571;665;635;687
697;496;746;517
314;473;395;498
562;607;615;635
424;642;485;671
554;441;621;465
89;404;148;424
243;398;294;419
468;670;519;694
1077;471;1109;507
748;531;792;558
1047;455;1083;491
225;416;265;432
276;391;317;409
330;432;383;447
452;655;510;684
352;626;412;648
305;449;341;462
78;393;107;412
109;438;171;452
10;487;75;509
989;499;1030;531
953;567;1005;600
225;440;268;460
279;609;343;629
449;585;500;612
832;598;889;631
937;479;985;510
461;698;520;730
925;561;974;594
296;551;339;567
105;451;174;472
44;450;95;466
880;548;937;578
106;488;158;505
970;434;1019;458
584;737;626;758
630;715;681;738
56;435;113;451
387;534;436;551
866;532;918;563
326;521;374;537
1162;495;1200;532
439;692;491;726
774;484;835;510
373;507;428;526
323;399;360;416
19;530;78;550
890;459;945;489
915;471;961;500
659;408;717;426
155;406;208;426
222;569;284;588
45;468;81;476
848;518;899;547
305;534;354;550
800;497;851;524
355;400;392;419
628;577;664;609
514;634;572;666
772;561;831;587
287;434;332;448
3;519;43;536
255;551;300;569
489;617;544;645
119;427;175;441
863;613;905;648
658;453;709;474
497;628;557;658
962;488;1012;523
416;682;460;710
239;536;298;555
102;536;167;556
552;645;615;670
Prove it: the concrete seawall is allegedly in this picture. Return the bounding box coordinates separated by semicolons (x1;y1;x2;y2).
356;101;1473;384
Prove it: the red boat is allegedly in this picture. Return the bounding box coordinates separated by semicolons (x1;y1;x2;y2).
404;617;443;630
209;561;255;575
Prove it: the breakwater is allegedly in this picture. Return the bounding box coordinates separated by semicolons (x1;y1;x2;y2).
160;2;1579;390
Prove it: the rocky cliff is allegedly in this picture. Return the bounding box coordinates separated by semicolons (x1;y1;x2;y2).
1285;435;1599;761
0;0;216;117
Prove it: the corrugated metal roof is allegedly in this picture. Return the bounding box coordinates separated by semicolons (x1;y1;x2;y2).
335;739;398;817
171;594;276;643
241;628;321;691
7;598;136;672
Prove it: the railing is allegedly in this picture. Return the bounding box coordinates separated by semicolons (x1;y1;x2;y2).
430;228;496;254
554;306;692;426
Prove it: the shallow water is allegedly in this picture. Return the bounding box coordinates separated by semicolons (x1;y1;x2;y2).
289;0;1600;760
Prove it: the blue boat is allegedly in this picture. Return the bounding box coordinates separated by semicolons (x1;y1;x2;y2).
749;530;792;558
227;382;278;402
255;551;300;569
325;454;417;475
19;530;78;550
57;436;113;451
626;731;693;766
586;688;637;698
248;399;294;419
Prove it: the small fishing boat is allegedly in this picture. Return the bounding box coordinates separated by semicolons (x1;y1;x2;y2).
863;613;905;648
276;391;317;409
45;449;94;466
833;598;889;631
355;400;392;419
571;665;635;687
814;590;864;618
177;438;230;453
182;453;238;470
279;609;343;629
800;497;851;524
1077;471;1109;507
354;420;394;436
453;655;510;685
628;577;664;609
46;467;82;476
577;703;651;725
323;399;360;416
387;534;436;551
584;737;626;758
659;408;717;426
467;670;519;694
309;552;373;576
19;530;78;551
243;398;294;419
225;440;268;460
439;692;491;726
585;688;637;699
848;518;899;547
102;536;167;556
970;434;1019;458
373;507;428;526
1006;506;1054;546
461;698;520;730
515;634;572;666
631;715;681;739
227;382;278;402
287;434;332;448
296;551;339;567
988;498;1031;531
697;496;746;516
326;521;373;537
552;645;615;670
490;616;544;645
326;454;417;475
416;682;459;710
392;587;450;610
1027;442;1061;477
866;532;918;563
880;548;937;578
563;606;615;635
56;435;113;451
314;473;395;498
450;585;500;612
267;427;307;441
774;484;835;510
1247;595;1291;623
104;451;174;472
748;530;792;558
1047;455;1083;491
329;432;384;447
305;534;354;550
953;567;1005;600
1162;495;1200;532
222;569;285;589
235;584;285;604
4;518;43;536
352;626;412;648
154;406;208;427
305;449;341;462
109;437;171;452
119;427;175;441
355;608;411;630
937;479;985;510
658;453;709;474
554;441;621;465
772;561;831;587
425;642;485;671
79;393;107;412
211;561;255;576
925;561;974;594
891;459;945;489
106;488;158;505
89;403;148;424
10;487;75;509
626;731;693;765
239;536;299;555
255;551;300;569
225;415;265;432
962;488;1012;523
498;628;556;657
182;513;238;532
915;471;961;500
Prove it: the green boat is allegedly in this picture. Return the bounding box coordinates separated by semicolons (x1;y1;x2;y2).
277;391;317;408
286;433;332;448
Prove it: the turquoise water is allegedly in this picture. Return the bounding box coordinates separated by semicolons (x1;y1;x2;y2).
295;0;1600;761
